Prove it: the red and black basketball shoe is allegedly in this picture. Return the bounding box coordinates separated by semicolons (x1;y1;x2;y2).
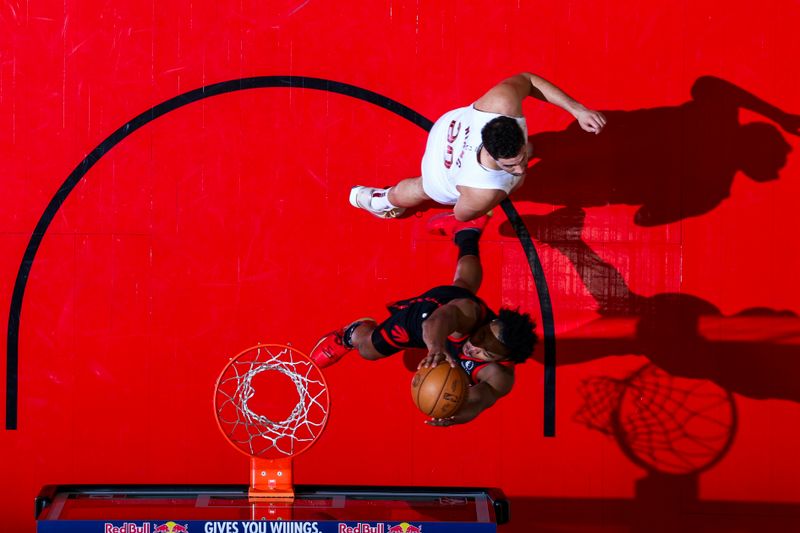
310;330;349;368
310;318;375;368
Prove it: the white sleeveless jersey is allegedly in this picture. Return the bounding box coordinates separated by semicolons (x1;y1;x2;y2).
420;105;528;205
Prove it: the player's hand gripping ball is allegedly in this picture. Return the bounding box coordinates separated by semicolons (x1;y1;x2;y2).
411;363;468;419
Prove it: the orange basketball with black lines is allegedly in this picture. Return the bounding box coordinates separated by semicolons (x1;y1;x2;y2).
411;364;469;418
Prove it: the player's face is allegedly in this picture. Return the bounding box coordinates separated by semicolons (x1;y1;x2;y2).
463;320;510;362
495;148;529;177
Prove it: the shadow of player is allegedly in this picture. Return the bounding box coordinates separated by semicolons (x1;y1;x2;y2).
517;76;798;226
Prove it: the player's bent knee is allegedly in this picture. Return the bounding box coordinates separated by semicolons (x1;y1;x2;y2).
349;328;383;361
356;337;389;361
365;327;402;359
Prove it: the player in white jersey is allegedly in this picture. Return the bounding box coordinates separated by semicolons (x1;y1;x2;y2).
350;72;607;223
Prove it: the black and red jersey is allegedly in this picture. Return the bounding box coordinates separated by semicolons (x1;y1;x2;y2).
371;285;496;358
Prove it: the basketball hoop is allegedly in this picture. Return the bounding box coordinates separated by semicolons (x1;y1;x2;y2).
214;344;330;499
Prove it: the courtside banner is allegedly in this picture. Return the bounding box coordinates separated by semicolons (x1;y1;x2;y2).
37;520;498;533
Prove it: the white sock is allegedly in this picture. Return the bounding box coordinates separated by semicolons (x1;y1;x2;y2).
370;188;399;211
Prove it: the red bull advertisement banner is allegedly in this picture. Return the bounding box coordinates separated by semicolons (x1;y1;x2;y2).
37;521;497;533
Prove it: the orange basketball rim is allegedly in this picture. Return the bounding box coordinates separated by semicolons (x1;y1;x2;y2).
213;343;331;499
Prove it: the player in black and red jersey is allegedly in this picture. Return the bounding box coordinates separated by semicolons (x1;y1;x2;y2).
309;214;537;426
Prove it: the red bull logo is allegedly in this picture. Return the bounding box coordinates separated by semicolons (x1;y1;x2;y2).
153;522;189;533
386;523;422;533
337;524;384;533
104;524;151;533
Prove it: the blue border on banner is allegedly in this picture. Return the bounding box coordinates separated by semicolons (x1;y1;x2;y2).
38;520;497;533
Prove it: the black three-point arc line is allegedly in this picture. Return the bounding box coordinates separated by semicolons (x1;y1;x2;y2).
5;76;557;435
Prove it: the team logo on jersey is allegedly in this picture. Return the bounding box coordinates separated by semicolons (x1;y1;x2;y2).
461;360;475;373
444;120;461;169
391;325;409;344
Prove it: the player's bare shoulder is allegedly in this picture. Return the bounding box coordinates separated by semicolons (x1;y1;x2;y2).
473;74;529;116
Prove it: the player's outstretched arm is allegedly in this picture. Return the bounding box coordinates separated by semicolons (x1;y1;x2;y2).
476;73;606;134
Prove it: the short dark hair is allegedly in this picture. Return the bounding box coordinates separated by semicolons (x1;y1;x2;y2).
496;308;537;364
481;116;525;160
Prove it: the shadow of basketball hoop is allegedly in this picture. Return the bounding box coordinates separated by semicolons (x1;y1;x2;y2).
574;363;738;476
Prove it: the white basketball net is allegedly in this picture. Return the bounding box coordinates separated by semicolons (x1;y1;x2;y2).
215;345;329;459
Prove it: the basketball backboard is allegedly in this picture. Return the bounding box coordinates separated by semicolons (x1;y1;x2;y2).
35;484;509;532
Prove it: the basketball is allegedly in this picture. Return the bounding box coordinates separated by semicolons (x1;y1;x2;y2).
411;363;469;418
